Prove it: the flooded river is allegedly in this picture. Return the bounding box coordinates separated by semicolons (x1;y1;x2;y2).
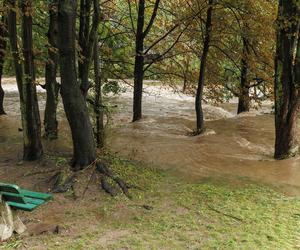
1;79;300;195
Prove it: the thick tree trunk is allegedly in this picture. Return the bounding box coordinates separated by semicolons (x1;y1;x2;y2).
44;1;60;140
58;0;96;170
7;0;43;160
94;33;104;148
237;38;250;114
195;0;213;134
132;0;145;122
0;16;7;115
274;1;300;159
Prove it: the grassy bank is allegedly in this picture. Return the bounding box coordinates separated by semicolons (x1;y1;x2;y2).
2;154;300;249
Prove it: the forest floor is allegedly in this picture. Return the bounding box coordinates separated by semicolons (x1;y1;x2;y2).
0;152;300;249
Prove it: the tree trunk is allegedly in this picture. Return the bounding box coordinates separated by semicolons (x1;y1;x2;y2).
132;0;145;122
93;32;104;148
20;0;43;160
274;0;300;159
195;0;213;134
0;15;7;115
7;0;43;161
58;0;96;170
78;0;92;97
78;0;100;98
237;37;250;114
44;1;60;140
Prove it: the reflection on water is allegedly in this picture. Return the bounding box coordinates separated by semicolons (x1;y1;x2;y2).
1;80;300;195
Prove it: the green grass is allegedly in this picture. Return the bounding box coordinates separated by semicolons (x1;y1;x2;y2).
2;154;300;249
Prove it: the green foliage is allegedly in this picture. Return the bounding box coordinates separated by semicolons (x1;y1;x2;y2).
102;80;123;96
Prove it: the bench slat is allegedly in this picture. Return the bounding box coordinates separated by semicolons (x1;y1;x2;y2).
21;189;52;201
0;192;26;204
24;197;45;206
0;183;21;194
6;201;38;212
0;183;52;211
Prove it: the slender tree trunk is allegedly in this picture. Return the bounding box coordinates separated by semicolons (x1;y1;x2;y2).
44;1;60;139
274;0;300;159
195;0;213;134
78;0;100;98
132;0;145;122
237;37;250;114
7;0;43;160
0;15;7;115
58;0;96;170
78;0;92;97
20;0;43;160
94;32;104;148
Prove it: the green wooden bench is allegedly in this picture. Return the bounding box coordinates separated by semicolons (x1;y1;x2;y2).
0;183;53;212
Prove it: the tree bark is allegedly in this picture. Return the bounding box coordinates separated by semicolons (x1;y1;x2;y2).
93;32;105;148
58;0;96;170
132;0;145;122
0;15;7;115
131;0;161;122
274;0;300;159
78;0;100;98
20;0;43;160
195;0;213;134
237;37;250;114
7;0;43;161
44;1;60;140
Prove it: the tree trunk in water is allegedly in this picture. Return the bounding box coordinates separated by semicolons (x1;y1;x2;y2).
93;32;104;148
0;16;7;115
7;0;43;160
237;37;250;114
195;0;213;134
274;1;300;159
58;0;96;170
44;1;60;140
132;0;145;122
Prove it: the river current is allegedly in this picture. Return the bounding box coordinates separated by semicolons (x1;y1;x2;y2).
1;79;300;195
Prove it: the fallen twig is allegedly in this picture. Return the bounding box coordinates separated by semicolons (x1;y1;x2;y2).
207;205;244;222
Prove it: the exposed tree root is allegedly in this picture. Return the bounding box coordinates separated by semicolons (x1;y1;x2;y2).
51;173;77;193
100;176;118;197
96;162;132;198
47;161;135;198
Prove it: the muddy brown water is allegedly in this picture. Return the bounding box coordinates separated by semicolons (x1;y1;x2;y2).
1;80;300;195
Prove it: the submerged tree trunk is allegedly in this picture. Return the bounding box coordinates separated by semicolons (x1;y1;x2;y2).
274;1;300;159
44;1;60;139
132;0;145;122
195;0;213;134
0;15;7;115
58;0;96;170
237;37;250;114
7;0;43;160
93;32;104;148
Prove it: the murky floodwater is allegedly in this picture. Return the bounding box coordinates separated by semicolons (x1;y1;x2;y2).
1;79;300;195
